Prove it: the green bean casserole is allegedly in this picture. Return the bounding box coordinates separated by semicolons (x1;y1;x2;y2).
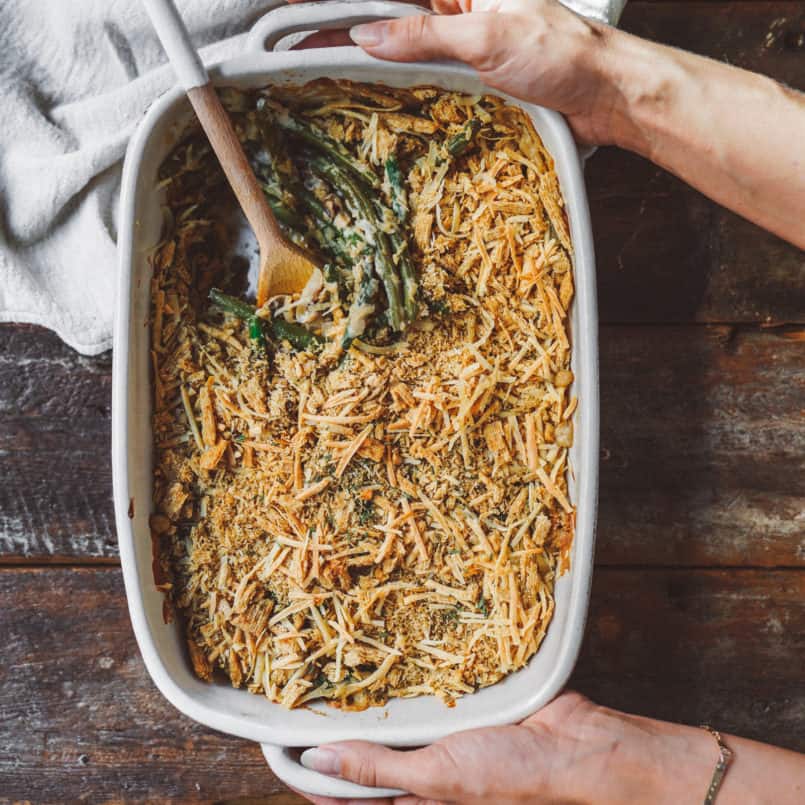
150;80;577;710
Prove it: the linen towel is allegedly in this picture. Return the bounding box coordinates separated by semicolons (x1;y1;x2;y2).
0;0;626;355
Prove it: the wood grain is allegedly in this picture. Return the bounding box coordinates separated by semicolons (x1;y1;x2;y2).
588;151;805;324
2;323;802;565
591;0;805;325
0;325;115;560
598;324;805;566
574;567;805;749
0;566;802;804
622;2;805;89
0;567;301;805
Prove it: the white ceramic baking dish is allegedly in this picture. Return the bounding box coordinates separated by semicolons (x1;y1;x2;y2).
112;2;599;798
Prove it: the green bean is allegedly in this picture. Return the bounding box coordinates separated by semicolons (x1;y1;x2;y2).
271;317;322;351
309;156;404;332
248;316;266;349
255;117;366;269
273;110;381;189
445;118;482;159
299;191;368;259
264;114;417;330
385;156;418;321
384;156;408;224
323;262;341;285
391;233;418;322
299;187;366;255
262;190;302;229
263;108;410;330
253;112;319;237
209;288;266;349
342;268;379;350
247;138;310;243
255;122;363;299
208;288;322;351
298;190;354;264
299;189;334;229
256;118;284;162
209;288;254;320
301;181;377;340
309;156;374;225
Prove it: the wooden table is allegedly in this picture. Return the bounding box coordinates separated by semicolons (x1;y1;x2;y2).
2;4;804;802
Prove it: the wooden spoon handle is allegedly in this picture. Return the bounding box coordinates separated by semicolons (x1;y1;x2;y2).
144;0;315;304
187;84;284;249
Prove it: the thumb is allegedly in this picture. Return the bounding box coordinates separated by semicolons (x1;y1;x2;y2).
300;740;459;799
350;13;503;69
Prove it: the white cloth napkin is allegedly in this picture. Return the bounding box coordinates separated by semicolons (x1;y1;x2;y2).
0;0;626;355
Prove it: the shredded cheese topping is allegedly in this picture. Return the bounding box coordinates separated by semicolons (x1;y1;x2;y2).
150;80;576;711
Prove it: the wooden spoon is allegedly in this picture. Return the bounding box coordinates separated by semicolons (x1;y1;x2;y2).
143;0;317;305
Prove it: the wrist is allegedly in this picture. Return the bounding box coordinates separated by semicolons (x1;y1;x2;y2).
625;715;722;805
558;705;721;805
585;26;686;158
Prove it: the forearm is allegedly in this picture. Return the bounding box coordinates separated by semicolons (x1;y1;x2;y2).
567;705;805;804
714;731;805;804
594;27;805;248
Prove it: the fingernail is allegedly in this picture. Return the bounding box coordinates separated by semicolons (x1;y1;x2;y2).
300;746;342;775
349;22;386;47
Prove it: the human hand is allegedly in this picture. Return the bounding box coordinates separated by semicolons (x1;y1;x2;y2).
288;0;619;145
337;0;621;146
289;0;805;246
294;691;721;804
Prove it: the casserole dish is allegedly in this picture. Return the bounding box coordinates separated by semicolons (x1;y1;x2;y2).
112;2;599;798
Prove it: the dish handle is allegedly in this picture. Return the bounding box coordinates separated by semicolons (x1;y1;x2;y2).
246;2;596;160
261;743;406;799
246;0;429;52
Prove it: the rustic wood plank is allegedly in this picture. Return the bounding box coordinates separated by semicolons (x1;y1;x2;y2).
0;567;303;805
0;325;116;559
588;156;805;325
598;324;805;566
623;2;805;87
574;568;805;751
0;566;802;803
591;2;805;325
2;323;802;565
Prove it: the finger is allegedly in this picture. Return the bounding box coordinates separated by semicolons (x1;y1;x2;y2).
301;741;460;800
291;29;353;49
349;13;503;70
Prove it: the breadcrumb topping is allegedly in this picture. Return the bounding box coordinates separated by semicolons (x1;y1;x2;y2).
150;81;576;710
